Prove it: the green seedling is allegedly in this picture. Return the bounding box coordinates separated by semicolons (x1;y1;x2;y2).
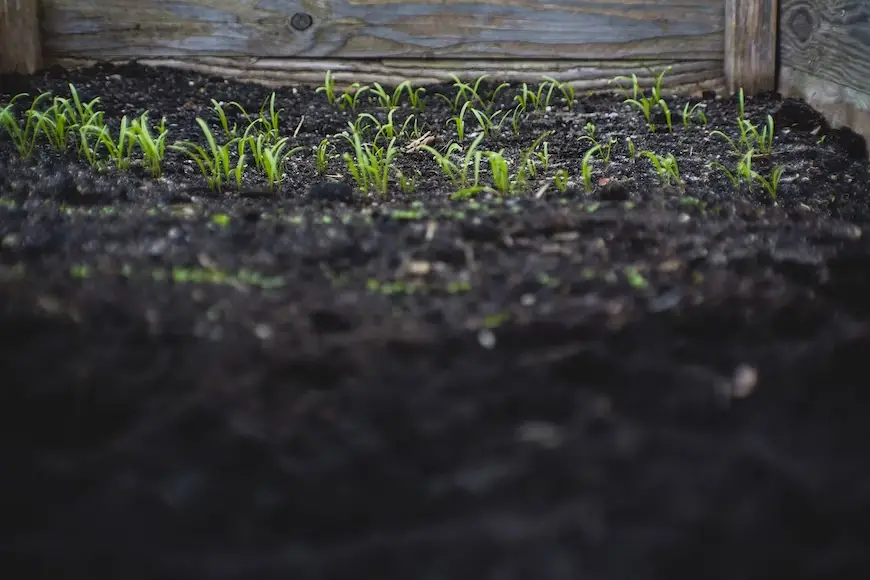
708;149;756;188
129;112;168;177
256;136;304;191
682;102;708;129
30;97;77;152
337;83;370;112
396;169;417;194
625;136;636;159
437;74;493;112
510;106;525;135
473;132;550;196
362;109;417;145
469;105;510;137
581;145;601;193
316;70;338;105
84;115;138;172
537;141;550;172
553;168;569;192
258;93;283;136
485;150;512;195
658;99;673;132
314;137;333;175
579;123;616;163
171;118;241;191
751;164;786;198
420;132;485;190
542;76;575;109
742;114;775;155
447;101;471;141
711;114;775;156
341;124;400;195
210;99;251;139
640;150;682;188
370;80;426;110
514;131;551;188
611;66;672;132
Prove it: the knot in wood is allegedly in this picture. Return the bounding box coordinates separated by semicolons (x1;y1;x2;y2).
290;12;313;31
788;7;815;44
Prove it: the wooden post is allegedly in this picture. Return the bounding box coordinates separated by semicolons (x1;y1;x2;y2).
0;0;42;74
724;0;778;95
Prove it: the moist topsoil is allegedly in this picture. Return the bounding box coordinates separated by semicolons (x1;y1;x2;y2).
2;62;870;580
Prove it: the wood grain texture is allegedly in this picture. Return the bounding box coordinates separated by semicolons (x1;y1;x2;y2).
780;0;870;95
779;65;870;159
42;0;725;60
724;0;778;95
53;56;727;94
0;0;42;74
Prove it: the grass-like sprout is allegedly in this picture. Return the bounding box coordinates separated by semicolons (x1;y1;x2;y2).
129;112;168;177
314;137;333;175
396;169;417;194
0;92;51;157
257;93;283;136
469;105;510;138
27;85;106;154
210;99;251;139
553;168;569;192
481;135;550;196
338;83;370;112
514;80;559;112
316;70;338;105
537;141;550;172
752;165;786;198
581;145;601;193
84;115;138;172
682;102;708;129
171;118;241;191
611;67;672;132
370;81;426;110
30;96;78;151
485;150;512;195
640;150;682;188
255;136;304;191
437;74;492;113
447;101;471;142
711;114;775;157
658;99;673;132
742;115;775;155
541;76;575;109
625;137;636;159
709;149;784;198
420;132;485;191
341;124;400;196
356;110;417;146
579;123;616;163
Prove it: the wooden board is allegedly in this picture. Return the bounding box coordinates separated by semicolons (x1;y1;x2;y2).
724;0;777;95
779;65;870;159
54;56;727;94
0;0;42;74
42;0;725;60
780;0;870;96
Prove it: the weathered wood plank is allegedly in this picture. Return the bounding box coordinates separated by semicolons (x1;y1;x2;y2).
779;65;870;159
780;0;870;96
724;0;778;95
53;56;726;94
0;0;42;74
42;0;725;60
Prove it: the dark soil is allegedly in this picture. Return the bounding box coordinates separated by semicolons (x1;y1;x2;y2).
3;62;870;580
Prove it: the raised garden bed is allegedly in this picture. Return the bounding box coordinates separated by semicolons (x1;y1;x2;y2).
2;62;870;579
